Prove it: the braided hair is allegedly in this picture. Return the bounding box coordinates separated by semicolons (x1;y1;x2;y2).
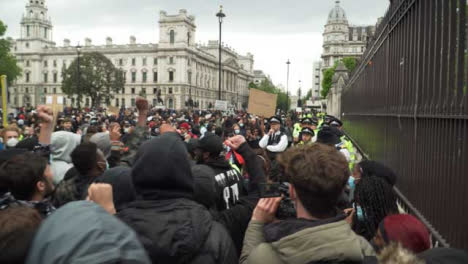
353;176;398;241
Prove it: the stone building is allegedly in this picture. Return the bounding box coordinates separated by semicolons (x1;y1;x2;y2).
10;0;256;109
321;0;376;70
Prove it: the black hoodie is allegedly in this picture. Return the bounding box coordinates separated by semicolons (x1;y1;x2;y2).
117;132;238;264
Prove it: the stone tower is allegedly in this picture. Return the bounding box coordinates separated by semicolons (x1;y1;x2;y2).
158;9;196;48
322;0;349;68
17;0;55;52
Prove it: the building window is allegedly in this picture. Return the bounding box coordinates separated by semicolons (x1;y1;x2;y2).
153;98;157;106
169;71;174;82
122;87;125;94
85;98;89;106
121;98;125;106
115;98;119;106
43;73;48;82
168;87;173;94
142;58;147;66
25;87;29;93
153;72;158;82
169;57;174;64
132;58;136;66
131;72;136;83
26;72;30;82
154;58;158;65
131;88;135;94
170;30;175;44
26;25;30;37
131;98;136;107
43;88;47;93
142;72;147;83
26;60;30;67
25;42;29;48
153;88;157;94
187;59;191;66
44;60;48;67
53;60;57;67
53;87;56;93
53;73;57;83
141;88;146;95
119;59;123;66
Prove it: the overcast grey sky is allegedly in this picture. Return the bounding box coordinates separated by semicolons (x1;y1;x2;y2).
0;0;388;95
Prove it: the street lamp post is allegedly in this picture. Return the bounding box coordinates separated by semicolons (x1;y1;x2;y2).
216;6;225;101
286;59;291;111
76;44;82;109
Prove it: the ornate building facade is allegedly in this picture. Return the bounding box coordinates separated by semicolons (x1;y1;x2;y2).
10;0;255;109
321;1;377;70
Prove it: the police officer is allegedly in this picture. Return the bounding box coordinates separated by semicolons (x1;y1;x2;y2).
329;117;356;170
294;117;319;143
259;116;288;161
298;127;314;145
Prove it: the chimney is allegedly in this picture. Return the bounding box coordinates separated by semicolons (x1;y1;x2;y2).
129;36;136;45
85;38;92;46
63;39;70;47
106;37;112;46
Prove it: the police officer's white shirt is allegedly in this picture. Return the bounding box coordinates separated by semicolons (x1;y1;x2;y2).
340;148;351;162
259;131;288;153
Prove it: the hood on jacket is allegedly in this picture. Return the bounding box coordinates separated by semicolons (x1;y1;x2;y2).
191;164;217;209
25;201;151;264
51;131;81;163
418;247;468;264
265;218;375;263
90;132;111;159
132;132;194;200
117;198;214;263
204;156;232;171
95;166;136;211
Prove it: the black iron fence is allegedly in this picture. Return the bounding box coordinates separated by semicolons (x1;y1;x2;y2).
342;0;468;249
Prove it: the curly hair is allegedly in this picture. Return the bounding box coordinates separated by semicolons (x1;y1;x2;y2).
278;143;349;218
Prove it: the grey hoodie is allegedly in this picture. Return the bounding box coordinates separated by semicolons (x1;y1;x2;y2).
26;201;151;264
50;131;81;184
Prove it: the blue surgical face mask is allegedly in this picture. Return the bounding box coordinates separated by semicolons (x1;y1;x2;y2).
348;176;356;190
356;205;364;221
234;129;240;134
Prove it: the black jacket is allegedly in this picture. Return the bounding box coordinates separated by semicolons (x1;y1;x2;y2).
117;132;238;264
198;143;265;255
204;156;244;211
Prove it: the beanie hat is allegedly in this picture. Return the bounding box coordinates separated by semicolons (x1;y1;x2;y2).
379;214;430;253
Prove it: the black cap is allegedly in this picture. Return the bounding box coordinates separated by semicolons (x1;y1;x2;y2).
197;132;223;155
269;116;281;124
301;118;312;124
301;127;315;136
185;138;199;154
329;118;343;127
317;127;341;145
311;117;319;126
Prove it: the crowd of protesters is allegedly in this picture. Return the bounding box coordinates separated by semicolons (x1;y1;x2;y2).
0;98;467;264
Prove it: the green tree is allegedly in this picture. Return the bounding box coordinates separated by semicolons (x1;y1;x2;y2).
321;66;336;98
0;20;22;86
342;57;357;72
253;80;290;112
320;57;357;98
62;52;124;107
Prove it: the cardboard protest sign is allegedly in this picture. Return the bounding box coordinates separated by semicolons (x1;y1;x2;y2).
215;100;228;111
248;88;277;117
